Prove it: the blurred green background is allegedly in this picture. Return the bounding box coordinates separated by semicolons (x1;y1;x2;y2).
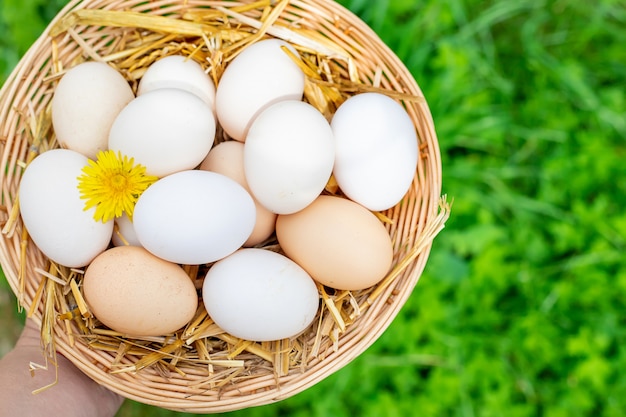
1;0;625;416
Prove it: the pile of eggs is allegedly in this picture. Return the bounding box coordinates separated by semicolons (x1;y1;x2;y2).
18;39;419;342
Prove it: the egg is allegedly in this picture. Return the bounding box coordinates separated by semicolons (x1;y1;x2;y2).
111;213;141;247
202;248;319;341
331;92;418;211
18;149;114;267
51;62;134;160
199;141;277;246
244;100;335;215
132;170;256;265
137;55;216;112
276;195;393;291
108;88;216;177
83;246;198;336
215;39;305;141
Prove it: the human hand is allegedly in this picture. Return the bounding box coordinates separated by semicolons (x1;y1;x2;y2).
0;319;124;417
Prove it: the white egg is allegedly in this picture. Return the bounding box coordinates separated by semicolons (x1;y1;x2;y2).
137;55;216;112
108;88;216;178
331;92;418;211
111;212;141;247
52;62;134;160
18;149;114;267
202;248;319;341
244;100;335;215
133;170;256;265
215;39;305;141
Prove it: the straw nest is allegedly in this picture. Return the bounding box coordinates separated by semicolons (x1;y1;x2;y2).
0;0;448;413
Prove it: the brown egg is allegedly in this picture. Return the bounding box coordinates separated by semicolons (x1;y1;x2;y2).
276;195;393;291
83;246;198;336
200;140;277;246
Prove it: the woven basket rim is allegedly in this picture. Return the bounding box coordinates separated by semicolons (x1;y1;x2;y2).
0;0;447;413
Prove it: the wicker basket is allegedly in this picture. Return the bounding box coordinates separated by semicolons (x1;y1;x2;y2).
0;0;447;413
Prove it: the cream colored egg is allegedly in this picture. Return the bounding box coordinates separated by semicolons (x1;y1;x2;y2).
138;55;216;112
200;141;277;246
52;62;134;160
276;195;394;291
83;246;198;336
108;88;216;178
215;39;305;141
18;149;114;268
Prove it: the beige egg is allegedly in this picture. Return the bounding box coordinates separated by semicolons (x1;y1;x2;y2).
276;195;394;291
83;246;198;336
199;141;277;246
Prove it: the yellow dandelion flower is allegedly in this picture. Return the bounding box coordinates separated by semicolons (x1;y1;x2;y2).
77;150;158;223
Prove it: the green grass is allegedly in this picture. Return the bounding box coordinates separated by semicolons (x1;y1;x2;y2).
1;0;626;416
